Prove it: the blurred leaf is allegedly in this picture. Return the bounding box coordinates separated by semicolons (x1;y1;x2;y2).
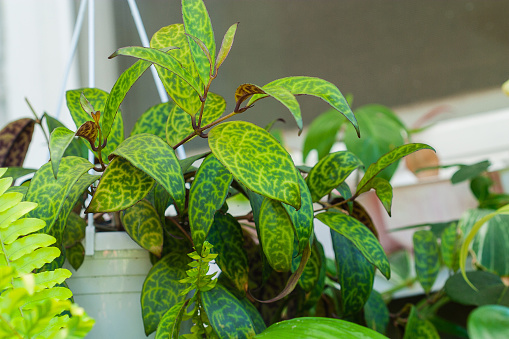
66;242;85;270
357;177;393;216
0;118;35;167
451;160;491;184
404;306;440;339
3;167;36;181
444;271;509;307
131;102;174;139
440;222;461;271
468;305;509;339
364;290;389;335
413;230;440;294
303;109;344;162
388;250;412;284
62;212;86;248
49;127;77;178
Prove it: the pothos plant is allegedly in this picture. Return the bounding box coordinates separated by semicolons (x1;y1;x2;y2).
0;0;441;338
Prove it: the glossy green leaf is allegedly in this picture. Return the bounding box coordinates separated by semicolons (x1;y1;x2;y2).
202;284;256;338
413;230;440;294
238;297;266;334
0;118;35;167
216;22;238;69
110;133;186;212
121;200;164;257
66;242;85;270
209;121;301;209
25;157;93;234
189;154;232;250
154;300;187;339
150;24;202;115
44;114;87;159
247;76;359;137
356;143;434;193
357;177;393;216
259;198;294;272
255;317;388;339
364;289;389;335
49;127;76;179
291;239;323;292
331;230;374;315
307;151;363;202
445;271;509;307
303;109;344;162
440;223;460;271
404;306;440;339
141;251;191;335
87;157;154;212
451;160;491;184
468;305;509;339
131;102;174;139
62;212;85;248
316;212;390;279
283;174;313;254
182;0;216;84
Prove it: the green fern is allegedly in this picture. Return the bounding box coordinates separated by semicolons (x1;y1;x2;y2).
0;168;94;338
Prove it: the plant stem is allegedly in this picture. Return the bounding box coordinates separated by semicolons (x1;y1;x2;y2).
25;98;50;145
167;216;194;246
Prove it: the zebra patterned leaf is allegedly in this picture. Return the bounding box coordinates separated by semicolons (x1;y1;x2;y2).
404;306;440;339
364;289;389;335
292;239;323;292
189;154;232;250
357;177;393;216
150;24;202;115
131;102;174;139
121;200;164;257
238;297;266;334
141;251;191;335
75;121;98;147
413;230;440;294
110;133;186;212
316;212;390;279
331;230;375;315
182;0;216;85
154;300;188;339
209;121;301;209
0;118;35;167
259;198;294;272
202;284;256;338
207;213;249;294
87;157;154;212
216;22;238;69
247;76;359;137
307;151;363;202
468;305;509;339
49;127;76;179
262;86;302;132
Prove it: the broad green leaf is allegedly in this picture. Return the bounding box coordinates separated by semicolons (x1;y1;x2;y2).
49;127;76;178
44;114;87;159
255;317;388;339
141;252;191;335
131;102;174;139
110;133;186;212
87;157;154;212
356;143;434;193
388;250;412;285
413;230;440;294
66;242;85;270
306;151;363;202
216;22;238;69
364;290;389;335
404;306;440;339
259;198;294;272
445;271;509;307
110;47;202;95
291;239;323;292
154;300;187;339
467;305;509;339
451;160;491;184
103;59;152;138
62;212;86;248
25;157;93;234
189;154;232;250
440;223;460;271
283;174;313;254
357;177;393;216
207;213;249;294
345;105;406;181
3;167;36;181
197;92;226;127
247;76;359;137
179;151;210;173
0;118;35;167
238;297;266;334
331;230;374;315
303;109;344;162
5;185;28;197
150;24;202;115
316;212;390;279
182;0;216;85
209;121;301;209
121;200;164;257
0;218;45;245
202;284;256;338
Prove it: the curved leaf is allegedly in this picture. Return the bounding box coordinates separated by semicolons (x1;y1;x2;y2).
49;127;76;178
154;300;188;339
216;22;238;69
292;239;322;292
451;160;491;184
209;121;300;209
0;118;35;167
445;271;509;307
413;230;440;294
66;242;85;270
238;297;266;334
404;306;440;339
316;212;390;279
357;177;393;216
62;212;86;249
44;114;87;159
440;223;460;271
131;102;174;139
303;109;344;162
365;290;390;335
467;305;509;339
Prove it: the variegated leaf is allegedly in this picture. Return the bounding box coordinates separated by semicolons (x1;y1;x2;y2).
131;102;174;139
216;22;238;70
357;177;393;216
364;289;390;335
291;239;323;292
154;300;187;339
44;113;87;159
404;306;440;339
66;242;85;270
0;118;35;167
75;121;98;147
413;230;440;294
238;297;266;334
440;223;460;271
49;127;77;179
303;109;344;162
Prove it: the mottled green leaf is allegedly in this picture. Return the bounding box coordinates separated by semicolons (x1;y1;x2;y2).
364;290;389;335
49;127;76;178
356;143;434;193
179;151;210;173
468;305;509;339
131;102;174;139
445;271;509;307
66;242;85;270
292;239;322;292
216;22;238;70
44;114;87;159
260;198;294;272
141;252;191;335
25;157;93;234
451;160;491;184
413;230;440;294
155;300;187;339
189;155;232;249
110;133;186;212
88;157;154;212
307;151;363;202
331;230;374;315
121;200;164;257
248;76;359;137
62;212;85;248
440;223;460;271
150;24;202;115
182;0;216;84
238;297;266;334
255;317;388;339
404;306;440;339
0;118;35;167
207;213;249;294
357;177;393;216
3;167;36;181
202;284;256;338
303;109;344;162
316;212;390;279
209;121;301;209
